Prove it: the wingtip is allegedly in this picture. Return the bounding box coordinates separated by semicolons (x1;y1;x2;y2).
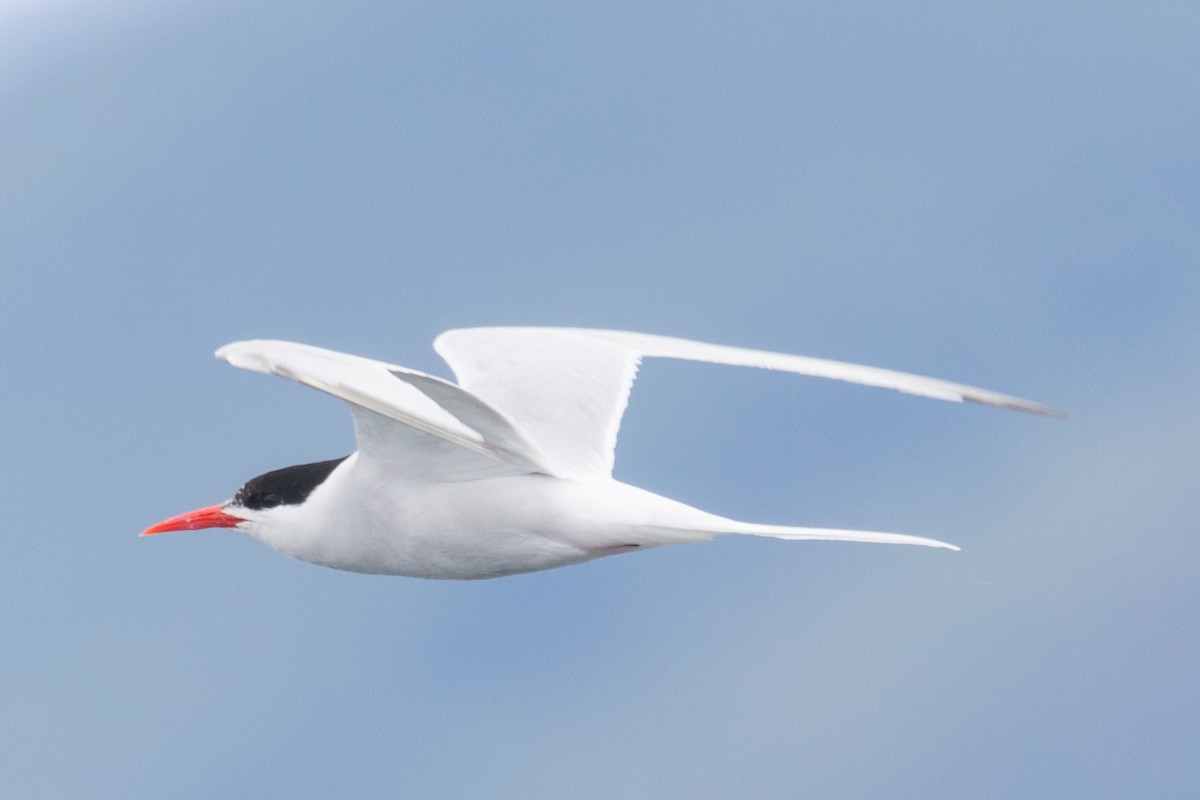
1006;399;1067;421
959;391;1065;421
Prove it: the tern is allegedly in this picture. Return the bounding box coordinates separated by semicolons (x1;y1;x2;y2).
143;327;1058;579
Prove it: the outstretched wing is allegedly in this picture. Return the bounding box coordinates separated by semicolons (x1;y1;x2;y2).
435;327;1061;479
216;340;559;482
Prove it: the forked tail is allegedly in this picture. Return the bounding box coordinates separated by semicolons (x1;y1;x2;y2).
718;519;959;551
613;481;959;551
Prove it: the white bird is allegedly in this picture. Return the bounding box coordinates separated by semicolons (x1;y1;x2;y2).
143;327;1059;579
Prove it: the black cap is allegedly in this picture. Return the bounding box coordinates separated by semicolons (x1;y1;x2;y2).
232;456;349;511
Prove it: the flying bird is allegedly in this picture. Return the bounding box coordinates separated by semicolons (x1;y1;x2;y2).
143;328;1058;579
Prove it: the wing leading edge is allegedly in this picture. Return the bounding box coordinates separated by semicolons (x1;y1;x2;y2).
216;340;557;482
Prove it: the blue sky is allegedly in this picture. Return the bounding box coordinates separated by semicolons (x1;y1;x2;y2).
2;1;1197;797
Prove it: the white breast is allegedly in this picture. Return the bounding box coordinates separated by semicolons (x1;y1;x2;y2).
245;454;713;579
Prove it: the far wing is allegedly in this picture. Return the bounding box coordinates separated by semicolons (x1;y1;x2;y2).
216;340;558;482
434;327;1062;479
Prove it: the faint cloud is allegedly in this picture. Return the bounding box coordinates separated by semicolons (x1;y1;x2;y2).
0;0;204;90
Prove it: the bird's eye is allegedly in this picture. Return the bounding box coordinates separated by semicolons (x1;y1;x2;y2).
260;493;282;508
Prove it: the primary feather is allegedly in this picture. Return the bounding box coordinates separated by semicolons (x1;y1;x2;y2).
435;327;1061;479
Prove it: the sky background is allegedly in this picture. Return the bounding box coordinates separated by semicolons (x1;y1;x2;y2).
2;1;1198;797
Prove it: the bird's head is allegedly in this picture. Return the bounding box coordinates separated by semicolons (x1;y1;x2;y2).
142;456;349;539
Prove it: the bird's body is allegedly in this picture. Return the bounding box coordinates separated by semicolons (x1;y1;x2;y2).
144;327;1058;578
254;460;725;578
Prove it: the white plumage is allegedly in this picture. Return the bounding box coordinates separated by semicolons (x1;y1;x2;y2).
144;327;1058;579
